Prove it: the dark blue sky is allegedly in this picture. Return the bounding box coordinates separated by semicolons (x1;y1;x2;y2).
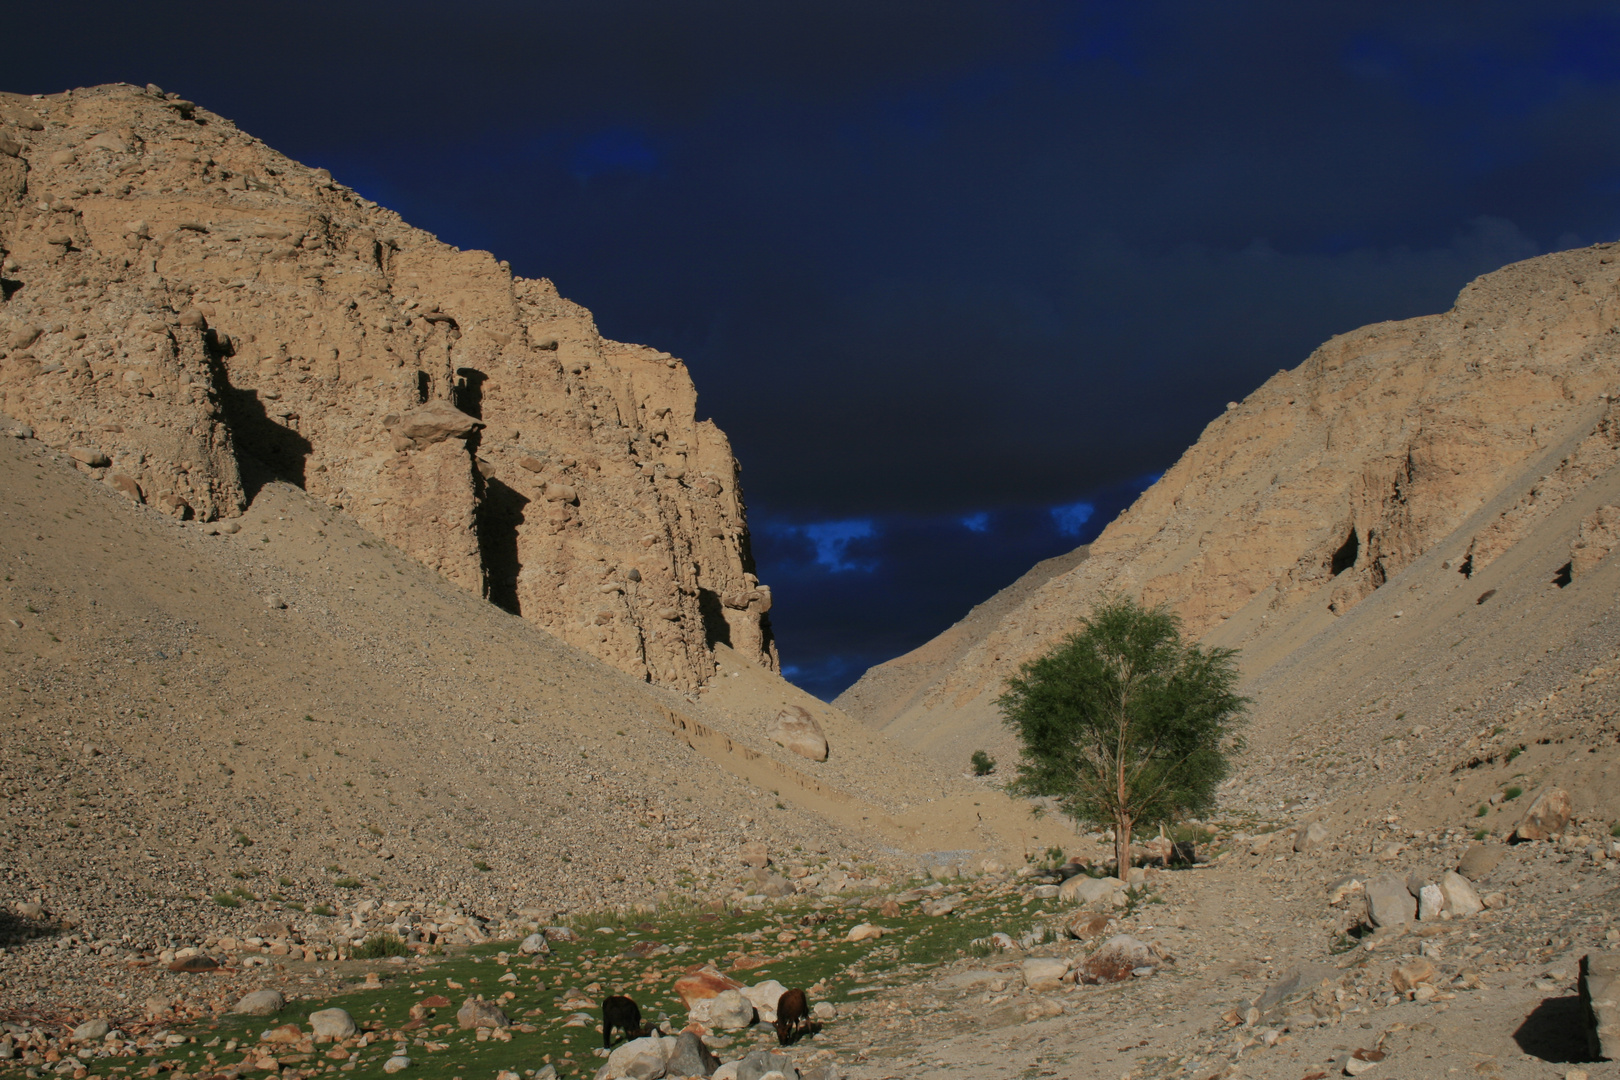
13;2;1620;698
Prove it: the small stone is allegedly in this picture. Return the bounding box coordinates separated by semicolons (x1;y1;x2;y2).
70;1020;109;1043
69;447;110;468
1456;843;1505;881
167;955;219;973
845;923;884;943
232;990;285;1016
735;1049;793;1080
603;1035;666;1080
705;989;755;1031
1021;957;1069;990
382;1056;410;1074
308;1007;356;1040
1079;936;1159;984
1417;883;1445;921
811;1001;836;1020
519;932;549;955
1059;875;1122;906
1437;871;1483;917
1294;820;1329;852
675;965;741;1009
1390;957;1437;993
1344;1048;1386;1075
1365;875;1416;928
456;996;511;1029
664;1031;718;1078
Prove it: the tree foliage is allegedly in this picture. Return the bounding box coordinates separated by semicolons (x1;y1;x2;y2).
998;595;1246;872
970;750;996;776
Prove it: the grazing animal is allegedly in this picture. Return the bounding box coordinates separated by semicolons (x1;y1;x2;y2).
774;987;812;1046
602;995;649;1048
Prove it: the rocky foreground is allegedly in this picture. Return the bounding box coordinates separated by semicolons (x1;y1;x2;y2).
2;783;1616;1080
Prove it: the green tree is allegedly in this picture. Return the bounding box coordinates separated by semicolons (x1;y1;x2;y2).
998;596;1246;875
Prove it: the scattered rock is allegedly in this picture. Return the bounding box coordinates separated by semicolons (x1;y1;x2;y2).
664;1031;719;1078
845;923;885;943
1390;957;1437;993
739;842;770;868
604;1035;666;1080
1294;820;1329;852
1365;875;1416;928
166;955;219;973
1065;912;1112;939
675;965;742;1009
456;996;512;1029
1060;875;1124;906
1252;964;1338;1018
71;1019;109;1043
1021;957;1070;990
1344;1048;1386;1076
741;980;787;1023
232;990;285;1016
736;1049;795;1080
518;932;550;955
1417;883;1445;921
1512;787;1573;842
391;400;484;447
1079;935;1159;984
1456;843;1505;881
1437;871;1483;917
308;1007;356;1040
383;1055;410;1074
705;989;756;1031
764;706;829;762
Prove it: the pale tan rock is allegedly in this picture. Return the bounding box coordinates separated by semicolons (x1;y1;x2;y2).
1572;505;1620;577
1390;957;1437;993
1513;787;1573;842
766;705;829;761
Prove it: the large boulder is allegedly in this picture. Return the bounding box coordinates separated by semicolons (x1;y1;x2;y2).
308;1008;356;1040
1078;935;1159;984
765;706;829;762
518;932;550;955
1581;951;1619;1061
1512;788;1573;842
604;1036;667;1080
71;1020;110;1043
1365;875;1416;928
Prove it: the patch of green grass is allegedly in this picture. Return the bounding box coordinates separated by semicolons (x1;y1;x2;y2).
1505;746;1522;763
1476;805;1489;817
473;860;491;873
353;933;410;959
1504;786;1523;801
334;876;361;889
278;876;294;887
1611;823;1620;838
1473;829;1490;841
212;892;240;908
311;903;333;916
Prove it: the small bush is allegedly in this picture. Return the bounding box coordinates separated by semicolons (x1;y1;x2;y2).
1476;805;1488;818
1611;823;1620;838
311;904;333;916
353;934;409;959
1505;746;1522;763
1473;829;1489;841
1504;786;1523;801
212;892;241;908
333;876;361;889
970;750;996;776
278;876;294;887
473;860;492;872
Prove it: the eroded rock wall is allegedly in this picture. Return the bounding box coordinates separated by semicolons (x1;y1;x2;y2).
0;83;776;688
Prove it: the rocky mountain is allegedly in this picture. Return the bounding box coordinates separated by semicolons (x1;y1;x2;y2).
0;82;773;691
838;242;1620;809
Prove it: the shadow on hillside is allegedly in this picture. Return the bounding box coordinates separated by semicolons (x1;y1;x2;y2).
1513;995;1595;1063
0;909;61;948
479;476;528;615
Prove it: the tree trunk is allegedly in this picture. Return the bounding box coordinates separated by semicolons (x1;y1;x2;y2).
1115;812;1132;879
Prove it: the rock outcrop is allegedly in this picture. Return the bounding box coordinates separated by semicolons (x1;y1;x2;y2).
0;83;776;689
839;243;1620;767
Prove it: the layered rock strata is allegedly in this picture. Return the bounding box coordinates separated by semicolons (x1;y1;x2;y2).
0;83;775;688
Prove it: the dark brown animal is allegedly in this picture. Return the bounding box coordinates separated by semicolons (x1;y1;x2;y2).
602;995;649;1048
774;987;812;1046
